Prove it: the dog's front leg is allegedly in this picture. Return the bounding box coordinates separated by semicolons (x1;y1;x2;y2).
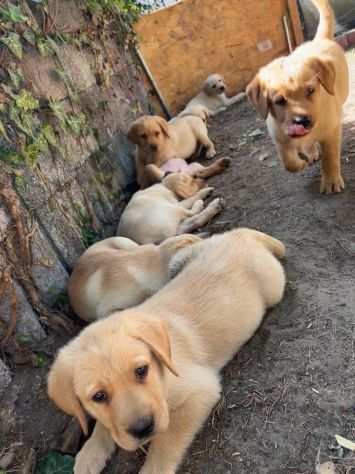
74;422;116;474
224;92;246;107
139;369;221;474
277;143;308;172
320;127;345;194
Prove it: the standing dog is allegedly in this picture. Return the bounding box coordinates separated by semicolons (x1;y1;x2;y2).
117;172;224;244
246;0;349;194
48;228;286;474
184;73;245;116
68;234;201;322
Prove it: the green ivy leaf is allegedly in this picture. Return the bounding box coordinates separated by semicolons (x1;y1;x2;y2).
23;29;36;46
35;452;74;474
37;37;53;57
0;119;10;142
0;4;28;23
0;33;23;59
15;90;39;112
42;124;58;147
8;67;24;90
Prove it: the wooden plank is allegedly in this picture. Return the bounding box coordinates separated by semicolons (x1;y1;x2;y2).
287;0;305;46
135;0;291;114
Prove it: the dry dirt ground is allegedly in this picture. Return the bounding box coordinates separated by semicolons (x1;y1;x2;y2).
1;52;355;474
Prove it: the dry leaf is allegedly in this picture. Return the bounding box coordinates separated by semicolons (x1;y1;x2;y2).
335;434;355;451
315;461;337;474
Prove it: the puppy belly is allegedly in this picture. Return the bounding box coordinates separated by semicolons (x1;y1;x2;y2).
160;159;203;176
160;159;190;173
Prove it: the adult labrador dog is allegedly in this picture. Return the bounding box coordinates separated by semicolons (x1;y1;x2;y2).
184;73;245;116
246;0;349;194
48;228;286;474
68;234;201;322
117;172;224;245
128;113;223;188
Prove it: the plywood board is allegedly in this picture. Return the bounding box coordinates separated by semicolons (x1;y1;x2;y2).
136;0;303;114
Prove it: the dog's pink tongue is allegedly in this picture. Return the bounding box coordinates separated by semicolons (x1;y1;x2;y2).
287;124;309;137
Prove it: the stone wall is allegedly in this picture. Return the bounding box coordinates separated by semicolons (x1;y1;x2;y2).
0;1;150;354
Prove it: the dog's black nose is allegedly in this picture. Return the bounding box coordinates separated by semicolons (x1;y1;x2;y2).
128;416;155;439
150;144;157;151
293;115;312;128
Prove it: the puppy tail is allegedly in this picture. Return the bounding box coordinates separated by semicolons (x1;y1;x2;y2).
236;229;286;259
312;0;335;41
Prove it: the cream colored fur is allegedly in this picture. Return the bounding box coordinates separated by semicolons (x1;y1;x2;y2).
68;234;202;322
48;228;286;474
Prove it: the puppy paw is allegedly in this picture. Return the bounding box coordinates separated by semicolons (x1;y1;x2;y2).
198;187;214;199
284;158;307;172
209;197;225;212
74;440;112;474
206;147;216;159
191;199;204;213
320;174;345;194
219;157;231;169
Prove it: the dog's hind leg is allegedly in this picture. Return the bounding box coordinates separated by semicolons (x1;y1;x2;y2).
178;198;225;234
195;131;216;159
180;187;214;209
194;158;231;179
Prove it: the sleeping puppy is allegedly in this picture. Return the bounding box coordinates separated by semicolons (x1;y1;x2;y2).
128;114;218;188
48;228;286;474
184;73;245;117
246;0;349;194
117;172;224;244
68;234;201;322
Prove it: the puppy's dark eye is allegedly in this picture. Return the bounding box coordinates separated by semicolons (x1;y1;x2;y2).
212;85;216;89
141;133;147;140
135;365;149;380
92;391;108;403
306;86;315;97
155;131;160;137
274;96;287;106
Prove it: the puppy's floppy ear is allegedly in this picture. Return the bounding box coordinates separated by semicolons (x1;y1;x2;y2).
172;178;203;199
246;75;269;119
135;319;178;377
308;57;336;95
127;120;141;144
48;349;88;435
155;116;170;138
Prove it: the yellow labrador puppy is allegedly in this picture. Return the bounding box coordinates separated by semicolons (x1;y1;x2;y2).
117;172;224;244
246;0;349;194
128;114;217;188
68;234;201;322
184;73;245;116
48;228;286;474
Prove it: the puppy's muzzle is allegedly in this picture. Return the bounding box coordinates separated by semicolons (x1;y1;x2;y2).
149;144;158;151
292;115;312;129
287;115;312;138
128;415;155;439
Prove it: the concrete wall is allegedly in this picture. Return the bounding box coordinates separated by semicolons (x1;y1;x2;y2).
0;0;150;347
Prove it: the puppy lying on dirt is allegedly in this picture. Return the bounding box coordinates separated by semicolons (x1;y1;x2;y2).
68;234;201;322
117;172;224;244
184;73;245;116
246;0;349;194
48;228;286;474
144;105;230;183
128;112;219;188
